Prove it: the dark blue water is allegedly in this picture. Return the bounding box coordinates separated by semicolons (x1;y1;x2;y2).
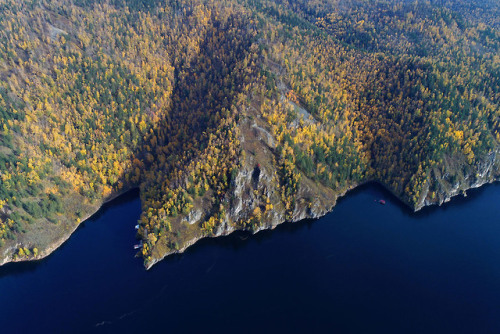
1;183;500;333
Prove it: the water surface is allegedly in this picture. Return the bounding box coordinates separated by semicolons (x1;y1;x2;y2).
1;184;500;333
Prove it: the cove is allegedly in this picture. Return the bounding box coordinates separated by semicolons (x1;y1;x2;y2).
1;183;500;333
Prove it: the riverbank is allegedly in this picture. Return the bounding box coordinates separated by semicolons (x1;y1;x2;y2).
0;186;139;267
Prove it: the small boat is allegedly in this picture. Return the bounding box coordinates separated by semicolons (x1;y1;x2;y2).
134;244;142;249
378;199;386;205
135;224;139;230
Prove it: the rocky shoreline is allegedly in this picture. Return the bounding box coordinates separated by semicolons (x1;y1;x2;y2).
145;148;500;269
1;148;499;270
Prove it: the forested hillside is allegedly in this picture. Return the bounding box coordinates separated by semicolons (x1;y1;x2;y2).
0;0;498;267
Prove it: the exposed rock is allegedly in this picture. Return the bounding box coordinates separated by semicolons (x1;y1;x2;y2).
183;209;203;225
417;149;500;211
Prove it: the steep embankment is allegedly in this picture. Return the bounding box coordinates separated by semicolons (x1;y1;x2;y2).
143;103;500;269
416;149;500;210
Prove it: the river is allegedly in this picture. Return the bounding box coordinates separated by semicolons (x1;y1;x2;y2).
1;183;500;333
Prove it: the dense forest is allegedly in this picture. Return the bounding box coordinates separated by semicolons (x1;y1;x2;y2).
0;0;498;267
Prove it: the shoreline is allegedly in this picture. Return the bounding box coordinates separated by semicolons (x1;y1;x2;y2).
2;175;499;270
0;186;139;267
144;176;499;269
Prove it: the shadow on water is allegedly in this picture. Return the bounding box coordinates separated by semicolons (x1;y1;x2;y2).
0;188;141;278
413;180;500;216
338;180;500;219
157;217;318;268
167;180;500;266
83;187;140;224
156;223;311;267
0;258;42;277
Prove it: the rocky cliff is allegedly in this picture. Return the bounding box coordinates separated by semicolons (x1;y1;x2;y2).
143;111;500;269
416;149;500;210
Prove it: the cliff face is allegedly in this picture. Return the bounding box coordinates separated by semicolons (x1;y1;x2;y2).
144;110;500;269
144;114;349;269
416;149;500;211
